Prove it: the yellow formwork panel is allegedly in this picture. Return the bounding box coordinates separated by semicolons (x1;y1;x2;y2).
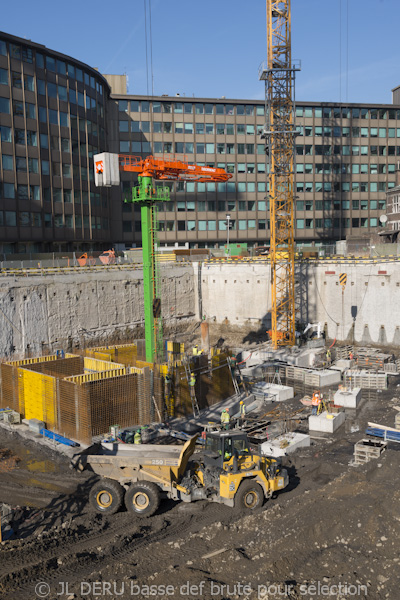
10;355;59;368
20;368;57;428
65;367;127;385
83;357;125;373
135;360;154;370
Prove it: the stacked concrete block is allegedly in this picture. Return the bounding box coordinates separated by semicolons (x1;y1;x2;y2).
344;370;388;390
353;439;387;464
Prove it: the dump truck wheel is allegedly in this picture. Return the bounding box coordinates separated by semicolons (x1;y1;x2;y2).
235;480;264;510
89;479;124;515
125;482;160;517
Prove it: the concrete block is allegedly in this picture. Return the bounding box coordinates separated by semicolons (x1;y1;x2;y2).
334;388;362;409
260;432;311;457
252;382;294;402
304;369;342;388
309;410;345;433
27;418;45;434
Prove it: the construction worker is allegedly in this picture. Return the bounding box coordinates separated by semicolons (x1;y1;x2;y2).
134;428;142;444
311;391;321;416
192;345;199;356
349;351;354;361
326;348;332;365
221;408;230;430
189;372;196;388
239;400;246;426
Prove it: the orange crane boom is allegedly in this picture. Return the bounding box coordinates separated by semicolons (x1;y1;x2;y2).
118;154;233;182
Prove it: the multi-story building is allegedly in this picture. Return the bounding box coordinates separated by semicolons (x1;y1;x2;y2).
1;31;399;252
108;90;397;249
0;31;111;254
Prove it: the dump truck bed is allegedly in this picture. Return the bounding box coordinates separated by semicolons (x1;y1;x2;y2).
101;441;183;464
72;435;199;487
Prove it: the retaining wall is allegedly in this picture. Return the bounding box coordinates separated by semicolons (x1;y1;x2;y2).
0;265;195;358
196;261;400;346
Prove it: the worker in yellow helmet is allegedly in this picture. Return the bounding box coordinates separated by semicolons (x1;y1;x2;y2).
239;400;246;426
221;408;230;430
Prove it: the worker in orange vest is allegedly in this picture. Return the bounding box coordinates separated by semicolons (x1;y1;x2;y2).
311;391;321;415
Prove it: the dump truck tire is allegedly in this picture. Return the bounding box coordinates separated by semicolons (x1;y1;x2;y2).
89;479;125;515
125;481;160;517
235;480;264;510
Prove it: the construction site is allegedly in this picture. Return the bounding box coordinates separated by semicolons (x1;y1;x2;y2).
1;3;400;600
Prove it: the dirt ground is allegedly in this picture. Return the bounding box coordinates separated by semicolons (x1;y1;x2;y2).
0;381;399;599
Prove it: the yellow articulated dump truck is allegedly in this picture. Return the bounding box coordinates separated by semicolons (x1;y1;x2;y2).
72;430;289;517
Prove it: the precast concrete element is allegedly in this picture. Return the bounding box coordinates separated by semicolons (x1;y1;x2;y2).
260;432;310;457
309;410;345;433
252;382;294;402
334;388;362;409
331;359;352;374
304;369;342;388
353;439;387;464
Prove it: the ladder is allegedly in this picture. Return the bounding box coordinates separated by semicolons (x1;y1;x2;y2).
228;358;240;396
182;356;200;417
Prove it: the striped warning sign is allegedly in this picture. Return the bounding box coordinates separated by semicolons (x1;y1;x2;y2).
339;273;347;288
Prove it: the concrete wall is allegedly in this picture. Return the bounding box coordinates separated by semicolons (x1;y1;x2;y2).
2;259;400;358
0;265;195;358
196;261;400;346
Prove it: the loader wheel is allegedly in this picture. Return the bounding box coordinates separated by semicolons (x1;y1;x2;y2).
125;482;160;517
89;479;125;515
235;480;264;511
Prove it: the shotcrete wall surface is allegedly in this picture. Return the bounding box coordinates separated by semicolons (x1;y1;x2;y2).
196;261;400;346
0;265;195;358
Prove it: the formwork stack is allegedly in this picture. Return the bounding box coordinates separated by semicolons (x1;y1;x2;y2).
0;344;234;444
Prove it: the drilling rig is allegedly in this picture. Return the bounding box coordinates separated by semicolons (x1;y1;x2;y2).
94;153;232;363
259;0;300;348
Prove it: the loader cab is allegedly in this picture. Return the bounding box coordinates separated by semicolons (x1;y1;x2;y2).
203;431;251;470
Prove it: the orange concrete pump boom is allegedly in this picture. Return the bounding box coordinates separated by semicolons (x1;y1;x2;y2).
118;154;233;182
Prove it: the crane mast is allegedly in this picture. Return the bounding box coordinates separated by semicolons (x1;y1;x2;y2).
260;0;299;347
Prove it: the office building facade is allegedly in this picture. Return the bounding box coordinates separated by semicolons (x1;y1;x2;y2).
0;32;111;254
0;31;399;252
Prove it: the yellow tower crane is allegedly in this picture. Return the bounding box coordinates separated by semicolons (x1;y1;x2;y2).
259;0;300;348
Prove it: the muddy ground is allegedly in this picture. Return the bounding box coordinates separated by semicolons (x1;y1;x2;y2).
0;381;399;599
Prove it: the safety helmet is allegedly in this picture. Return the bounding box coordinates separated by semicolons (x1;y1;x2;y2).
191;372;194;376
137;428;141;432
240;400;244;404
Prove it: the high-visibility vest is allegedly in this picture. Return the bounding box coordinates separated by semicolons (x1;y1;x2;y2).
134;432;141;444
189;375;196;387
221;411;230;424
312;394;320;406
240;404;246;415
326;350;331;358
192;347;198;356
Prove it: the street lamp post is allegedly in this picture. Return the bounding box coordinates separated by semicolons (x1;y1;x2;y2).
225;214;231;256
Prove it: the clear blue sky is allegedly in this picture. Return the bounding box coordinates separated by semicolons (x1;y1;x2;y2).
2;0;400;104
